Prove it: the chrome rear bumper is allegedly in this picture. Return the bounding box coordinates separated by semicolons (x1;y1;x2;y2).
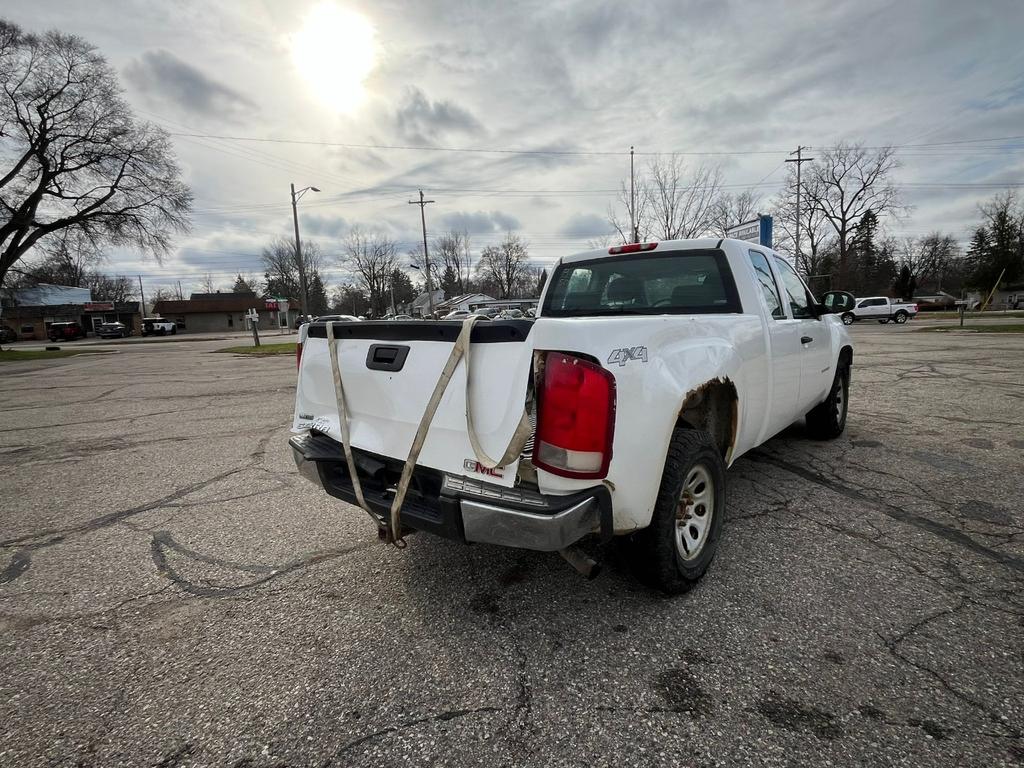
290;432;611;551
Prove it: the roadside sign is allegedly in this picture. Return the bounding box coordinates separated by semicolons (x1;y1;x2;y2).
84;302;114;312
726;215;773;248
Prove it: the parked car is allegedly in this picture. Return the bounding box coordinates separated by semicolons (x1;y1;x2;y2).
294;314;316;329
497;309;524;319
443;310;471;320
841;297;918;325
393;314;414;320
96;322;129;339
291;237;855;594
141;317;177;336
0;324;17;343
315;314;361;323
47;321;85;341
471;307;500;318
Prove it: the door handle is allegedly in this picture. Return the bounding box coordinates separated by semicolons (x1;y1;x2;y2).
801;336;813;344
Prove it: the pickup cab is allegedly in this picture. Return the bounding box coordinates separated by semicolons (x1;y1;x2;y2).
842;296;918;325
290;238;855;593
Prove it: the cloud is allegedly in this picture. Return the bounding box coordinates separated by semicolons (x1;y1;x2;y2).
559;213;613;239
394;86;483;144
439;210;521;234
301;214;349;239
125;49;258;120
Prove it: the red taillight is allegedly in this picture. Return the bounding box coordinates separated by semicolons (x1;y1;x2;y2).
533;352;616;479
608;242;658;255
296;342;302;370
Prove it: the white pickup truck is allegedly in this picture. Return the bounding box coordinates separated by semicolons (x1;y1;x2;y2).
290;238;855;593
841;296;918;325
141;317;177;336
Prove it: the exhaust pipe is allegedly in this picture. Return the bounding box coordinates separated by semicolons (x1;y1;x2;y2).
559;546;601;580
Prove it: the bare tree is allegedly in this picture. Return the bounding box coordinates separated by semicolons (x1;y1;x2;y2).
802;142;905;283
895;233;959;296
262;236;323;300
433;230;472;293
476;233;529;298
607;155;724;243
772;168;835;278
341;227;399;317
647;156;724;240
198;273;218;294
87;272;134;302
0;20;191;289
712;189;761;236
607;178;652;244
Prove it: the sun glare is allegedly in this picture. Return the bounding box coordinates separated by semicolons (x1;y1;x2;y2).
290;3;377;112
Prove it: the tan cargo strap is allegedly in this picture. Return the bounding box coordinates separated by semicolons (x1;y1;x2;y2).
325;315;532;547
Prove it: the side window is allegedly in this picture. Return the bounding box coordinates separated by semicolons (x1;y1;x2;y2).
748;250;784;319
773;257;814;319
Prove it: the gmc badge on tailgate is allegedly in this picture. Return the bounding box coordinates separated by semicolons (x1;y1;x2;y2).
464;459;504;479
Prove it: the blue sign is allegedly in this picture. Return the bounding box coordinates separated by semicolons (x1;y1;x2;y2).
726;214;773;248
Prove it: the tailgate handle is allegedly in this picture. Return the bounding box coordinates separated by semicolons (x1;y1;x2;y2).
366;344;410;372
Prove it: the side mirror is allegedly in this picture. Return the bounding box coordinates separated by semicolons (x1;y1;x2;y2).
820;291;855;314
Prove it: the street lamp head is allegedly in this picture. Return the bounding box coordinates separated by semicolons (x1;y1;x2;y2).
310;186;320;192
409;263;421;270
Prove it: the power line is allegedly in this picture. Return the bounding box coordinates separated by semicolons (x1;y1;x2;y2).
165;130;1024;157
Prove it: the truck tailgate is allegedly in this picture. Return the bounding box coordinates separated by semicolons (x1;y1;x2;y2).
293;321;534;488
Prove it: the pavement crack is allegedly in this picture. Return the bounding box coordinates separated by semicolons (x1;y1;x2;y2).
149;531;372;597
328;706;500;760
747;452;1024;574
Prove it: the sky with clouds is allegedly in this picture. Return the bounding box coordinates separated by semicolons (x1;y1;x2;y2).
5;0;1024;296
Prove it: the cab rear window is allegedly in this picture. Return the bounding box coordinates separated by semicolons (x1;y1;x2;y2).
543;248;741;317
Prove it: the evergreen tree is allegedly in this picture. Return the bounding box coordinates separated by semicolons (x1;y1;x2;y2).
439;265;461;298
232;274;255;294
967;192;1023;289
308;271;329;315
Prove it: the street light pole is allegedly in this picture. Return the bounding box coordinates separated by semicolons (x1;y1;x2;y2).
409;190;436;316
290;183;320;319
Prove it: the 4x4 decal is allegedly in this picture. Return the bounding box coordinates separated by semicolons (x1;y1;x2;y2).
607;346;648;366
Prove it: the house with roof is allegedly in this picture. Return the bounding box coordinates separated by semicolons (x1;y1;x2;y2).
406;289;446;317
433;292;495;315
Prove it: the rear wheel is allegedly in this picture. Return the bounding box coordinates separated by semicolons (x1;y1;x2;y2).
171;326;177;335
841;313;855;325
629;429;726;595
806;366;849;440
894;311;908;324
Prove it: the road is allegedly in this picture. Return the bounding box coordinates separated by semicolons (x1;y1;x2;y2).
1;326;1022;767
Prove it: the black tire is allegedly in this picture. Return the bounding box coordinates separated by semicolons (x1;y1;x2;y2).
806;365;849;440
629;428;726;595
893;311;908;324
171;326;177;335
841;313;855;326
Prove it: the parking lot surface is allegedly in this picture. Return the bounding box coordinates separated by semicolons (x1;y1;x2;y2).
1;325;1022;767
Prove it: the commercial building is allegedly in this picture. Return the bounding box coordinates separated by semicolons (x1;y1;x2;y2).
0;283;141;340
153;292;300;332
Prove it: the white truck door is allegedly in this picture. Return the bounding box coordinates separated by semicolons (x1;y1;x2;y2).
858;298;885;318
773;257;833;411
748;250;801;436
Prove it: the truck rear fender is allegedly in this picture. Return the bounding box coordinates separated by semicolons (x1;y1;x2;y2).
676;378;739;464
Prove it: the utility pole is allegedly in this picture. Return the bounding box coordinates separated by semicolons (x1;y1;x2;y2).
409;189;436;315
630;146;637;244
176;280;183;301
137;275;147;317
290;183;311;320
785;146;814;264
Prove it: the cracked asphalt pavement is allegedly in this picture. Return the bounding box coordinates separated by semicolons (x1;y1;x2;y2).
1;326;1022;767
